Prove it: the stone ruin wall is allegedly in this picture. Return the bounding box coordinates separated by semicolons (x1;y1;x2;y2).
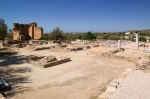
34;27;43;39
13;30;21;40
13;22;43;40
29;25;33;39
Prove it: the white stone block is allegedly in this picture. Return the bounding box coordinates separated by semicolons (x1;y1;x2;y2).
105;86;117;94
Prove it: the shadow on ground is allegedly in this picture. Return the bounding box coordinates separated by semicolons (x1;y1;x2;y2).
0;54;29;66
0;54;32;97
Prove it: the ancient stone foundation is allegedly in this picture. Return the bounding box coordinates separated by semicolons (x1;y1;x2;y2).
27;55;71;68
33;47;50;51
99;48;140;62
13;22;43;40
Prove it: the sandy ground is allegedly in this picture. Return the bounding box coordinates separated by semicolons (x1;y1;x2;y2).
0;44;139;99
110;71;150;99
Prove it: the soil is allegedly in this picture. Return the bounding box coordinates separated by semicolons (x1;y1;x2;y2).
0;43;139;99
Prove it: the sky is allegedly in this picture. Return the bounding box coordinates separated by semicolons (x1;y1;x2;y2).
0;0;150;33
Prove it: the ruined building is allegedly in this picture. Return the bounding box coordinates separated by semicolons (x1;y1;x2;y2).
13;22;43;40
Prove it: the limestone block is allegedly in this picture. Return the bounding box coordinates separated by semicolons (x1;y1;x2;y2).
108;80;119;87
39;56;57;63
105;85;117;94
34;47;50;51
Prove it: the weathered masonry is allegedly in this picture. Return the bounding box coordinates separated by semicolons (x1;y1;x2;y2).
13;22;43;40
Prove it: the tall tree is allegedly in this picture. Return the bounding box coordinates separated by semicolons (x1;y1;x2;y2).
0;18;7;39
49;27;64;40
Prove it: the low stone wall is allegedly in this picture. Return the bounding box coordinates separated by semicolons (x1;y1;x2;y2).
102;54;140;62
0;51;17;56
43;58;71;68
28;57;71;68
99;48;140;62
33;47;50;51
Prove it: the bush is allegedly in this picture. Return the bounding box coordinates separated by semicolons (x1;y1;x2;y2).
83;32;96;40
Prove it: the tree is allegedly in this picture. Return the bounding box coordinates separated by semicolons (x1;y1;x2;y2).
42;33;49;40
83;32;96;40
49;27;64;40
6;29;13;39
0;18;7;39
139;36;147;42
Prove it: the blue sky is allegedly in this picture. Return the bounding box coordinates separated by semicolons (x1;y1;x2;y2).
0;0;150;33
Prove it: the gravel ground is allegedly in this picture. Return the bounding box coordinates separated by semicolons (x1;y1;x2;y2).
0;46;136;99
110;70;150;99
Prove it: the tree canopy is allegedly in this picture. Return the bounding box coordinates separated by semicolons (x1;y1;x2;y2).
49;27;64;40
0;18;7;39
83;32;96;40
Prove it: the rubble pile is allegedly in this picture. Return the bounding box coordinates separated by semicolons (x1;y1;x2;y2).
135;54;150;72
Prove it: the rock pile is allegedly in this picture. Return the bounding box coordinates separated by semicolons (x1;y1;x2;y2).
135;54;150;72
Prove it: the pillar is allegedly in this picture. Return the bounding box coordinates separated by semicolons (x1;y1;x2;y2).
118;40;121;48
135;33;139;50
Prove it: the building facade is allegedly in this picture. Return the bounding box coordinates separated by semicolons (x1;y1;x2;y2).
13;22;43;40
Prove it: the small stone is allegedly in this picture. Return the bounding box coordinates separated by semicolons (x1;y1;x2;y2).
105;85;117;94
108;80;119;87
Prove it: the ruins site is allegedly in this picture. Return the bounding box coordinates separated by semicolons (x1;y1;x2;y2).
1;28;150;99
1;0;150;98
13;22;43;40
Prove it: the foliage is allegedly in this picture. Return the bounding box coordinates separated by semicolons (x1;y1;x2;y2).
0;18;7;39
83;32;96;40
6;33;13;39
46;28;150;41
42;33;49;40
63;33;83;40
96;32;125;40
139;36;147;42
49;27;64;40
